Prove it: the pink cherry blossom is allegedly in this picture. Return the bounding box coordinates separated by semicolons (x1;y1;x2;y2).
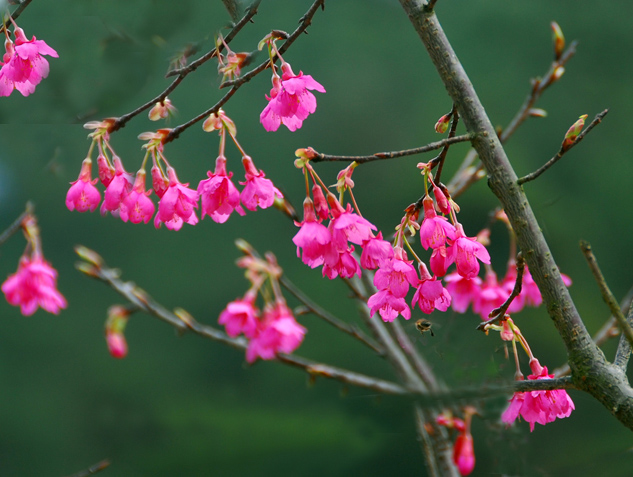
328;201;377;248
97;154;115;187
411;263;451;314
373;248;418;298
450;223;491;279
0;28;58;97
419;196;456;250
219;296;260;339
245;303;306;363
260;62;326;132
122;170;155;224
293;199;332;268
155;166;199;231
367;289;412;322
501;360;575;432
106;331;128;358
151;164;170;198
66;158;101;213
429;245;451;277
102;156;133;218
240;156;283;211
2;255;67;316
311;184;330;221
360;232;394;270
444;272;482;313
198;155;245;223
322;246;360;280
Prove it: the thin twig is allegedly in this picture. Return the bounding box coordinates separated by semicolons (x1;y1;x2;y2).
0;202;32;247
280;276;385;355
64;460;111;477
75;248;408;396
430;104;459;184
554;284;633;377
111;1;261;132
477;254;525;331
309;134;473;164
580;240;633;351
164;0;326;143
517;109;608;185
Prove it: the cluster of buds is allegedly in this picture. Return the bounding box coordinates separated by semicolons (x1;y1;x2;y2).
258;32;325;132
0;17;57;97
1;214;66;316
66;111;283;230
436;407;477;476
218;241;306;363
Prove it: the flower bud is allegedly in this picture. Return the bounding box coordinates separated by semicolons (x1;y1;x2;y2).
434;113;452;134
562;114;588;150
551;21;565;61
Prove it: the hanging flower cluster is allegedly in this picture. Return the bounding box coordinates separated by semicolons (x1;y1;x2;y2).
484;316;575;431
0;17;57;97
218;243;306;363
259;33;325;132
67;111;282;230
1;214;66;316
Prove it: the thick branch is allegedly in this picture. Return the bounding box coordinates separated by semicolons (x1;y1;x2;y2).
399;0;633;429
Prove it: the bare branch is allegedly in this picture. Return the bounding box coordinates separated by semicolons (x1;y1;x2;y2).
517;110;608;185
309;134;473;164
0;202;32;247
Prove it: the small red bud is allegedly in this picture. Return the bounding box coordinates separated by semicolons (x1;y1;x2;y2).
434;113;452;134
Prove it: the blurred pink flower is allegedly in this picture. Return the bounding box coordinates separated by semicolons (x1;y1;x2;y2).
66;158;101;213
246;303;306;363
219;297;260;339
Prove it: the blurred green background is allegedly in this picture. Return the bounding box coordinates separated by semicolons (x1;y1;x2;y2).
1;0;632;475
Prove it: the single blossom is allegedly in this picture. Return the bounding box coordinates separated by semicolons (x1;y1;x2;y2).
360;232;394;270
322;246;360;280
240;156;283;211
245;303;306;363
328;201;377;248
450;223;491;279
66;158;101;213
0;27;58;97
260;62;326;132
102;156;133;219
148;97;176;121
219;296;260;339
293;199;332;268
122;170;155;224
2;255;67;316
198;156;245;223
429;245;451;277
155;166;199;231
411;263;451;314
419;196;456;250
367;289;411;322
501;360;575;432
444;272;482;313
373;248;418;298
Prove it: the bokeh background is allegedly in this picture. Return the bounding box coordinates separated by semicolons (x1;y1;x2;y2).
1;0;632;475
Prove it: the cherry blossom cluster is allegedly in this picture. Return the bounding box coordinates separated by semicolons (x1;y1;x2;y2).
1;214;66;316
485;317;575;431
259;33;325;132
218;244;306;363
66;111;282;230
0;16;57;97
436;407;477;476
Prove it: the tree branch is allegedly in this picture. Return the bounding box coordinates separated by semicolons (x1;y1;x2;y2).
399;0;633;429
0;202;32;247
309;134;472;164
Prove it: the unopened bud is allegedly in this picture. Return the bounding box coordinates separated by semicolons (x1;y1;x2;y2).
434;113;452;134
75;245;104;267
562;114;588;150
551;21;565;61
528;108;548;118
453;432;475;476
551;65;565;82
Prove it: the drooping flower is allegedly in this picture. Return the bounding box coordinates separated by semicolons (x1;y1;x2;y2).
453;432;475;476
322;246;360;280
155;166;199;231
374;249;419;299
419;196;456;250
219;295;260;339
444;272;482;313
122;170;155;224
411;263;451;314
245;303;306;363
240;155;283;211
501;359;575;432
260;62;326;132
198;155;245;223
2;255;67;316
367;289;411;322
148;97;176;121
292;198;332;268
0;27;58;97
328;200;377;248
429;245;451;277
360;232;394;270
66;158;101;213
102;155;133;218
450;223;491;279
